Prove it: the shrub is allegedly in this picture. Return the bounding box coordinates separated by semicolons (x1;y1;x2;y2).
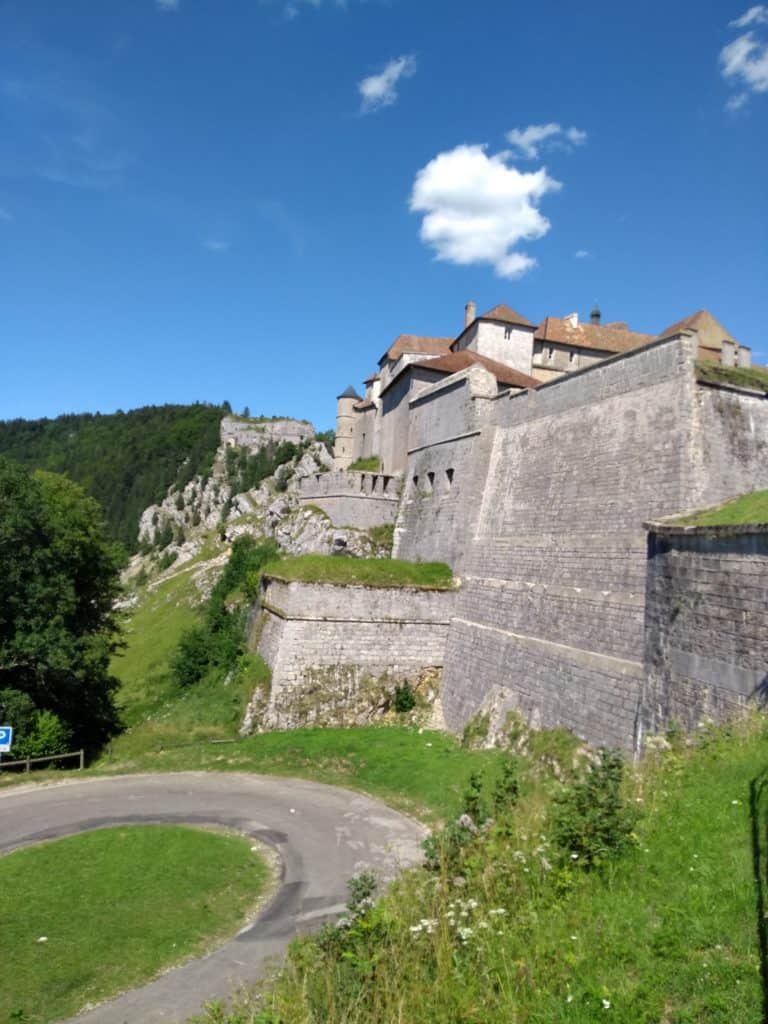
393;682;416;713
551;747;638;869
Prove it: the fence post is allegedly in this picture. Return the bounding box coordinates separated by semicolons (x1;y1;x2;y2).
79;749;84;770
25;758;30;773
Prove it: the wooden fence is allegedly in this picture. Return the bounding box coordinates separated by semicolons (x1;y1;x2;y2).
0;749;85;773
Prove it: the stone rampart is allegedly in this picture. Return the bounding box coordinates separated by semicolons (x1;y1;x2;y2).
393;366;498;571
247;576;455;730
644;524;768;732
298;470;401;529
437;336;768;748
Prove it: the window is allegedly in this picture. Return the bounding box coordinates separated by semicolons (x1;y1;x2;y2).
412;475;419;489
569;350;575;364
446;468;455;487
427;471;435;491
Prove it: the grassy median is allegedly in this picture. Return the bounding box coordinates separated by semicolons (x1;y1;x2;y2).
0;825;270;1024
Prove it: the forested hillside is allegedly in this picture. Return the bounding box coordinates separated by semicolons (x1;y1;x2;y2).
0;404;224;551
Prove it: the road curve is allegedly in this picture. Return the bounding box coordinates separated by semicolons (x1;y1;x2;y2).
0;772;426;1024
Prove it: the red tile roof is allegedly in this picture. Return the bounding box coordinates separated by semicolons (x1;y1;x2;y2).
478;304;535;328
381;334;453;363
354;399;376;411
413;350;540;390
535;316;654;354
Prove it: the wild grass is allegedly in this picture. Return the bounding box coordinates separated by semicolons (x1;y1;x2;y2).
695;360;768;394
197;715;768;1024
0;825;270;1024
112;570;202;728
673;489;768;527
348;456;381;472
262;554;454;590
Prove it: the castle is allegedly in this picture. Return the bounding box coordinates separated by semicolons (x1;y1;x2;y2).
258;299;767;750
332;303;752;478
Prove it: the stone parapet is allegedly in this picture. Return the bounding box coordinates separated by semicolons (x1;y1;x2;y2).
298;471;401;529
245;576;455;731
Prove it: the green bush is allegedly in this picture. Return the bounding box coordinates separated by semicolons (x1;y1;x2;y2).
171;537;278;690
551;747;639;869
393;682;416;713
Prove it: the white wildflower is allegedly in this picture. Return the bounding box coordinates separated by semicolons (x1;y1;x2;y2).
37;936;48;943
602;998;611;1009
488;908;507;917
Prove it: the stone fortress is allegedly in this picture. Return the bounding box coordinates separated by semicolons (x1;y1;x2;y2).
252;300;768;751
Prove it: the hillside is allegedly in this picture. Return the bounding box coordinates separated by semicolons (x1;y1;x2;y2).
0;404;225;551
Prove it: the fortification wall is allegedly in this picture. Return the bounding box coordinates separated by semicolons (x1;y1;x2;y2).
298;470;401;529
690;383;768;508
247;576;455;730
644;525;768;730
441;336;700;749
393;366;497;571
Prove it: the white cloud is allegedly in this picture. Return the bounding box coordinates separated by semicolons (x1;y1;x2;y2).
156;0;179;11
410;143;561;280
575;249;590;259
358;55;416;113
730;5;768;28
505;122;587;159
720;30;768;99
203;239;230;252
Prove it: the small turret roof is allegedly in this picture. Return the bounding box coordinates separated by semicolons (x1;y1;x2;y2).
337;385;361;400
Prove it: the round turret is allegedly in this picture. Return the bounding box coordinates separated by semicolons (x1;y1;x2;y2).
333;385;361;469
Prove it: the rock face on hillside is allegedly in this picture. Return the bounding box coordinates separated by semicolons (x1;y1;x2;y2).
126;413;386;592
220;416;314;450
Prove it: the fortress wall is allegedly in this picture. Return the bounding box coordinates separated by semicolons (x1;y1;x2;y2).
298;470;401;529
393;367;498;571
690;384;768;506
441;336;699;748
248;577;455;730
644;526;768;730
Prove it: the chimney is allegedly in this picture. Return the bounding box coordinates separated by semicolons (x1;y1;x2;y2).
590;303;601;325
464;300;476;328
565;311;579;328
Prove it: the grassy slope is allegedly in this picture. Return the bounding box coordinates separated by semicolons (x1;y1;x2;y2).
696;360;768;394
673;489;768;527
263;554;454;589
212;716;767;1024
1;825;269;1024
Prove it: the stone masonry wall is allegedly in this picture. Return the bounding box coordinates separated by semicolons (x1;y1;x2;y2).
247;576;455;730
644;525;768;731
394;366;498;572
441;336;701;749
298;470;401;529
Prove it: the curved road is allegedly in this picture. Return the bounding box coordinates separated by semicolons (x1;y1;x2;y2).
0;773;426;1023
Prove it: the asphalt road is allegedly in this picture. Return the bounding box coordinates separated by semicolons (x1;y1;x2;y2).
0;772;426;1024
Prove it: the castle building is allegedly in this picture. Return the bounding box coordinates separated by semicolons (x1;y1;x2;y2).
333;303;752;476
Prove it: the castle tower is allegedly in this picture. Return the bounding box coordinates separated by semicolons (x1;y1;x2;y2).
333;385;361;469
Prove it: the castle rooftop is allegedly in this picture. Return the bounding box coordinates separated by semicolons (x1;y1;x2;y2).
413;349;541;390
535;315;654;354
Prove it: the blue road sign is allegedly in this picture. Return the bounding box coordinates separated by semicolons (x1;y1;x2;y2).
0;726;13;753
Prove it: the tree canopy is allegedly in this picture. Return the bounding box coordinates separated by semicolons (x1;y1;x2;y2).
0;403;224;551
0;457;124;753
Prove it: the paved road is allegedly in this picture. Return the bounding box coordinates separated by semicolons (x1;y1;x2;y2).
0;772;426;1023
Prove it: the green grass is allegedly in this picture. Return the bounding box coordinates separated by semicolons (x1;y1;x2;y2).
98;725;505;823
112;570;202;728
348;456;381;472
0;825;270;1024
201;715;768;1024
262;554;454;590
671;489;768;527
695;360;768;394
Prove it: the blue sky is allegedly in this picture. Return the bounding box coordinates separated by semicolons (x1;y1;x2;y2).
1;0;766;429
